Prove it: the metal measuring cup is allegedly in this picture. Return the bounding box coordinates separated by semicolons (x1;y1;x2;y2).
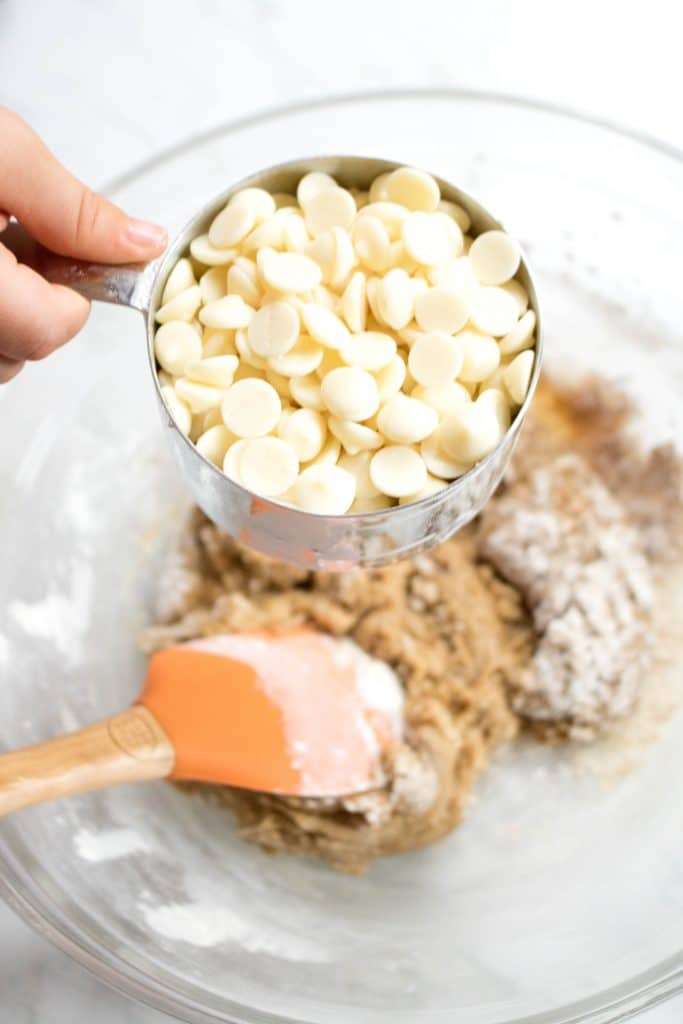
4;156;542;570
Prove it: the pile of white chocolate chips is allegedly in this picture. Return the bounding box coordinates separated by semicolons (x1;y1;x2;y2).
154;166;537;513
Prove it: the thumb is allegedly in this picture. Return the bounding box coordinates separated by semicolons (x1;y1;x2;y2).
0;107;167;263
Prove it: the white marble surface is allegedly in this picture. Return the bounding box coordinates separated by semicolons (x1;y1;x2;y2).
1;0;683;1020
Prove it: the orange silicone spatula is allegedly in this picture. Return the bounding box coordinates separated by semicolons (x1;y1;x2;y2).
0;629;404;817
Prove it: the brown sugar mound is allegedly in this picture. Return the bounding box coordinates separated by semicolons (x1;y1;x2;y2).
142;517;530;874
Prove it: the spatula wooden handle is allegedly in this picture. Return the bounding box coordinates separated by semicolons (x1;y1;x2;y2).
0;707;175;817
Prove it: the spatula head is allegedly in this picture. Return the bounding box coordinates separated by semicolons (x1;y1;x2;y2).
139;629;404;797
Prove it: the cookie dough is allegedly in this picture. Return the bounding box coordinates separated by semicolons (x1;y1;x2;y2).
142;520;530;873
141;375;680;872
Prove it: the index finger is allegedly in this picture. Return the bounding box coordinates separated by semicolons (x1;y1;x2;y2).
0;107;166;262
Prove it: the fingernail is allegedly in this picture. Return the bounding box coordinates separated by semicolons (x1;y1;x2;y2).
125;218;167;253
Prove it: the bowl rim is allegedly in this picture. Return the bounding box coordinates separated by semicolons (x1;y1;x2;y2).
1;85;682;1024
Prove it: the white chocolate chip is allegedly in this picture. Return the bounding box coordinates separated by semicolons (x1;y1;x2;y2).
301;304;350;349
248;301;300;357
175;378;225;413
241;216;285;253
279;408;327;462
420;429;469;479
199;267;227;304
305;232;337;283
295;464;356;514
209;203;255;248
330;226;356;286
162;259;196;304
438;199;471;233
441;402;502;463
501;278;529;316
155;285;203;324
160;385;192;435
478;365;507;392
377;393;438;444
304;435;341;468
190;234;237;266
239;437;299;497
235;328;267;369
412;380;470;418
289;373;324;410
154;321;202;375
223;439;250;483
468;230;521;285
338;450;381;497
408;332;464;388
311;285;338;311
368;172;391;202
414;287;468;334
321;366;379;421
370;445;428;498
499;309;536;356
457;330;501;382
328;418;384;455
221;378;281;437
304;187;356;237
389;241;419;275
258;249;322;293
402;212;463;265
503;349;535;405
268;336;324;377
476;387;511;432
352;216;391;273
227;261;261;307
376;355;407;402
195;424;234;466
199;294;253;329
186;354;238;388
283;213;309;253
365;276;386;324
340;331;396;372
340;271;367;333
297;171;337;207
228;187;276;224
468;286;519;336
385;167;440;212
361;202;409;237
202;328;234;357
377;268;415;329
428;257;478;297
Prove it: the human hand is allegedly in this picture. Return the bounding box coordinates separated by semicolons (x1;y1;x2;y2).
0;107;167;383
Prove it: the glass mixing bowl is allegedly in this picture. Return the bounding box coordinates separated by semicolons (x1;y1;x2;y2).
1;91;683;1024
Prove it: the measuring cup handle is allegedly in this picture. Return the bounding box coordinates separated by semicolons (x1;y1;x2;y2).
1;220;158;312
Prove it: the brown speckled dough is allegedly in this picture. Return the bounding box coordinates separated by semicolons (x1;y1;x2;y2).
142;521;531;873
